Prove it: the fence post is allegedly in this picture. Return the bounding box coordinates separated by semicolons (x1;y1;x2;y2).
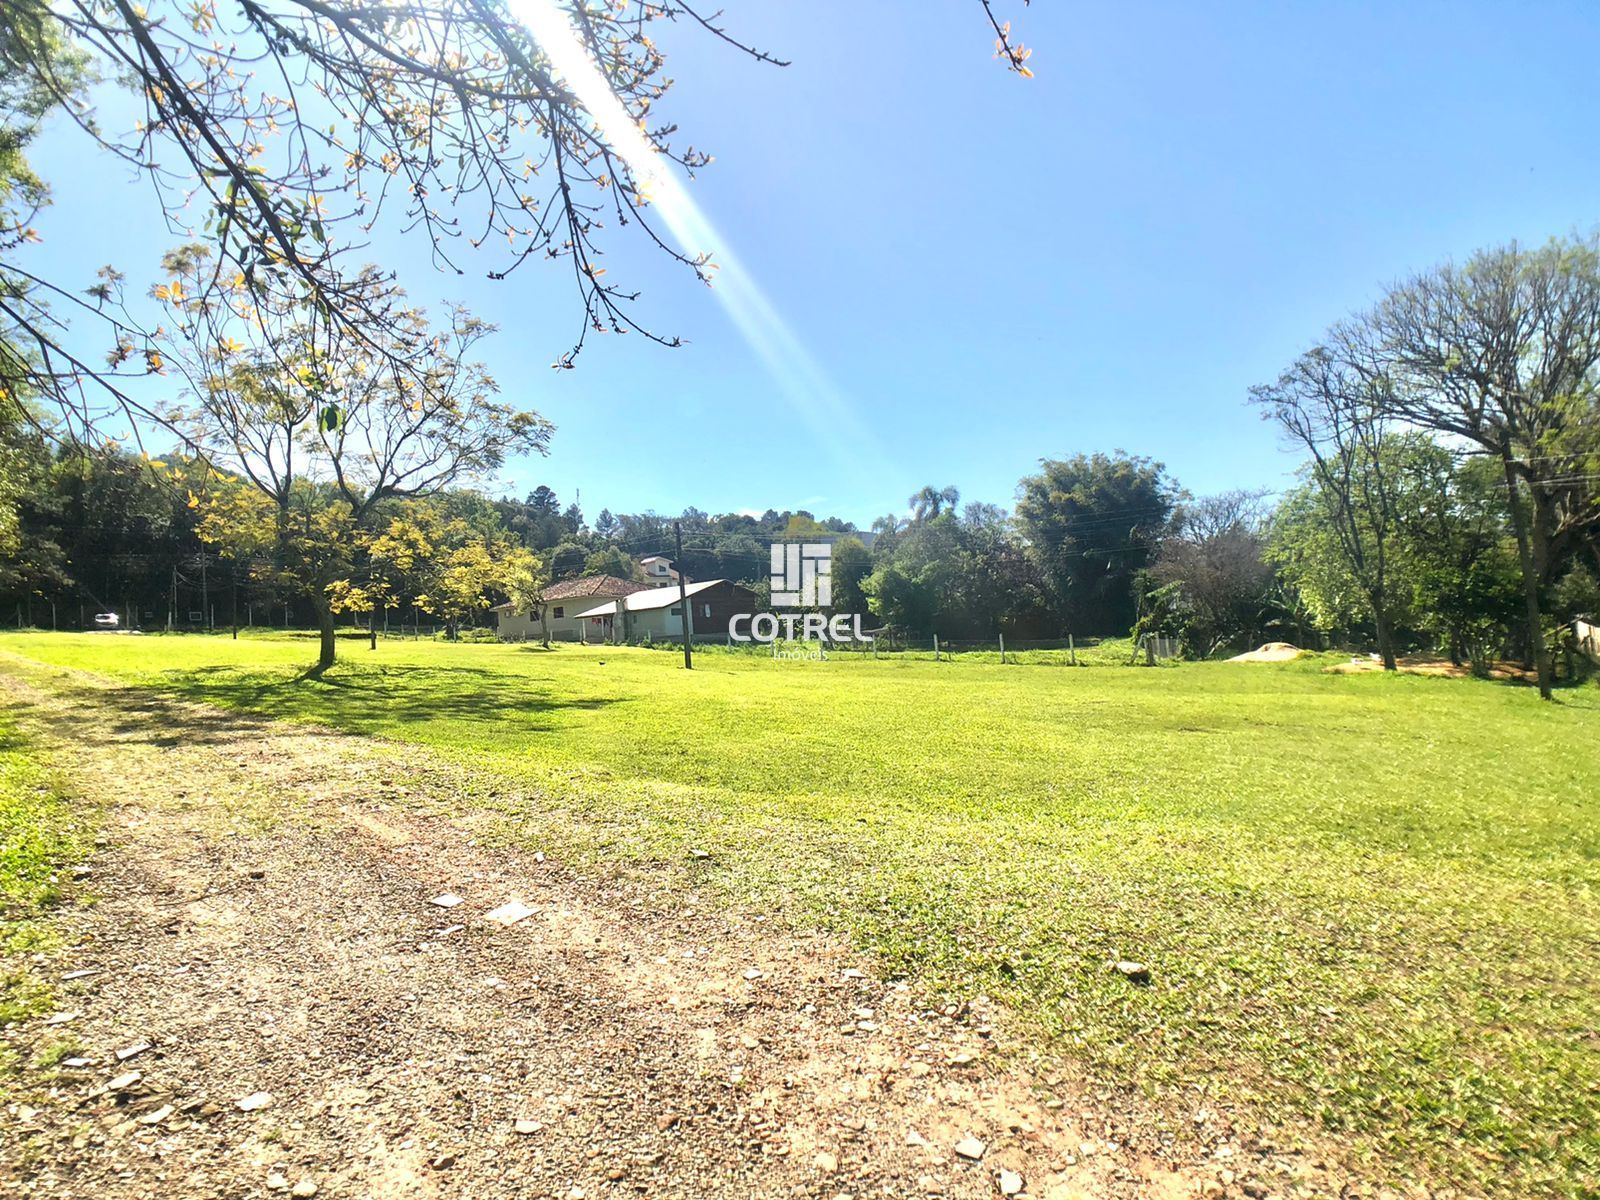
933;634;940;661
999;632;1005;663
1068;633;1076;665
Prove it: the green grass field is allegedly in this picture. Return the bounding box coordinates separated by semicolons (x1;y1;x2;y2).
2;631;1597;1195
0;703;90;1027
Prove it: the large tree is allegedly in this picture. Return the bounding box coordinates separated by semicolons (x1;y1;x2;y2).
1145;490;1275;657
864;503;1044;639
908;485;961;524
828;535;873;618
0;0;90;401
1390;444;1520;669
1369;236;1600;698
1251;334;1408;669
158;247;549;670
1014;452;1177;635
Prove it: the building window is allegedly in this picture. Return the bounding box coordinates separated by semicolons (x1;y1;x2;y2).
670;606;681;616
702;603;712;618
553;606;565;618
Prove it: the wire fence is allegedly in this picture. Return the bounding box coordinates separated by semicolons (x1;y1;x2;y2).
4;604;1183;668
606;631;1170;667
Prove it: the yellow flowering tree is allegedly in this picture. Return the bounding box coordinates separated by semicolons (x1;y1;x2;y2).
156;247;550;672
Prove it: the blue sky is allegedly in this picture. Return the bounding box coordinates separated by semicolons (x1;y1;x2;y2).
26;0;1600;526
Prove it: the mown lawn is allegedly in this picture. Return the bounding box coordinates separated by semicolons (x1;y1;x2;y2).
2;631;1597;1196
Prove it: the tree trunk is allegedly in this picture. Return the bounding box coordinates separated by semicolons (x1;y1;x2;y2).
370;614;378;652
1373;605;1398;671
1502;457;1553;700
1529;494;1556;698
313;599;337;674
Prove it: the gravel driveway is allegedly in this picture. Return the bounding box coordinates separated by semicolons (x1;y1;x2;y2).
0;660;1341;1200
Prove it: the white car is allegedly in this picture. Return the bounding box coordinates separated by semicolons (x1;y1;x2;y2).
92;612;120;629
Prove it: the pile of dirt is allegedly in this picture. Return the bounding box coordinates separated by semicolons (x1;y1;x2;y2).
1228;642;1306;663
1324;655;1538;682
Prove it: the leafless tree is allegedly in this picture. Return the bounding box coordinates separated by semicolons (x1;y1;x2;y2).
1148;490;1275;656
1370;236;1600;699
1251;327;1405;669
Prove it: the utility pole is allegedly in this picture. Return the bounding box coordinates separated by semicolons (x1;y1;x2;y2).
674;521;693;670
199;553;209;631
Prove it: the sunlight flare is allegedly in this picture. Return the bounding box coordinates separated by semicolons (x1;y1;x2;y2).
504;0;892;487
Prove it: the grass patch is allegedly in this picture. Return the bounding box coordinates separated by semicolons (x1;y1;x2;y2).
1;632;1598;1196
0;704;90;1026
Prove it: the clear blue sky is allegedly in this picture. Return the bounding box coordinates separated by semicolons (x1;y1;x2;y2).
26;0;1600;526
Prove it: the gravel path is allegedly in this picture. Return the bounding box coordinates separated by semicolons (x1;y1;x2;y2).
0;660;1346;1200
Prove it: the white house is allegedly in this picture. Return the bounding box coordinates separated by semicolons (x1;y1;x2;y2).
492;574;648;642
638;555;679;584
571;578;756;643
1577;617;1599;665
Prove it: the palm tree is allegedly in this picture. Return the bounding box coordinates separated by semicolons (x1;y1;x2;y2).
908;485;960;523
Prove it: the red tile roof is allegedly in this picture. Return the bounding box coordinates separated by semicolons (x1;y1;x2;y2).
541;574;649;601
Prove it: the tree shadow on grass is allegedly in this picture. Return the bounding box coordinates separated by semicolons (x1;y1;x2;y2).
5;685;295;752
145;663;626;741
9;664;626;751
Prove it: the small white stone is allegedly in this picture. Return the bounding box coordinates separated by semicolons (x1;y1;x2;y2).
953;1136;986;1161
483;900;535;926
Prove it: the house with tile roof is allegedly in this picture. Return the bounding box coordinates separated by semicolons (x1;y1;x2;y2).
570;579;757;644
491;574;649;642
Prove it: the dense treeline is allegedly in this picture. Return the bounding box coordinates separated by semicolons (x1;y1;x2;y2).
1253;234;1600;696
3;238;1597;680
4;430;1593;677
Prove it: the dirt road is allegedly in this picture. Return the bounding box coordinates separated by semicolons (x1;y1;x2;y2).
0;661;1341;1199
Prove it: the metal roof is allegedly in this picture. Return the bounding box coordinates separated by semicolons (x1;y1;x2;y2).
570;578;726;619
